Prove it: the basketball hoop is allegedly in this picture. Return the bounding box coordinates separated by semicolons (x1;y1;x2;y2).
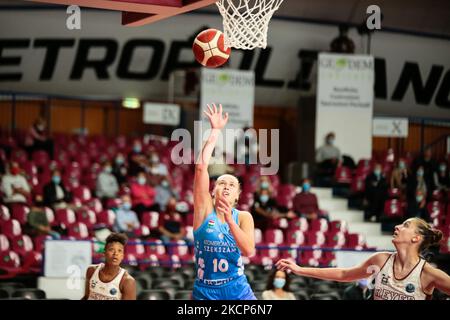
216;0;284;50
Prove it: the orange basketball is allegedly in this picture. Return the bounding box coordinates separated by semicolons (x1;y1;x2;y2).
192;28;231;68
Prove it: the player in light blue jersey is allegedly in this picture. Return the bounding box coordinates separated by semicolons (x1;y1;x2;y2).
192;103;256;300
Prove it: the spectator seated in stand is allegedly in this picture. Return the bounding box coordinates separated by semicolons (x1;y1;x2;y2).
114;195;141;238
130;171;160;216
261;269;296;300
390;158;409;197
155;175;178;212
96;160;119;200
1;161;31;205
251;188;295;231
158;198;190;244
406;190;430;221
293;179;328;221
315;132;341;187
26;195;61;240
43;170;72;210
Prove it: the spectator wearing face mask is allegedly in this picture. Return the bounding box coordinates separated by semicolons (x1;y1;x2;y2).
315;132;341;186
256;176;274;195
155;176;178;212
146;151;168;177
364;164;388;222
112;153;128;186
407;166;428;203
434;162;449;192
158;198;189;244
406;190;429;221
293;179;327;221
1;162;31;205
390;159;409;193
262;269;295;300
130;171;159;215
128;140;147;176
96;161;119;200
251;189;281;231
114;195;141;237
43;170;71;209
412;147;438;193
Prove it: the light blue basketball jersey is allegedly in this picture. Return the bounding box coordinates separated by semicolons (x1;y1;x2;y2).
193;208;255;300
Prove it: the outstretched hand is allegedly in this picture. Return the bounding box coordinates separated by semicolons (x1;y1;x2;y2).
216;193;234;225
276;259;302;275
203;103;228;130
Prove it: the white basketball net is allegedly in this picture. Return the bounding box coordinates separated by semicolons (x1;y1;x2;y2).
216;0;284;50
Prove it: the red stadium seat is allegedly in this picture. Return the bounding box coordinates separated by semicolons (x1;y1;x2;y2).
285;230;306;245
264;229;284;245
301;250;322;267
0;234;10;252
279;244;299;260
388;188;401;199
309;218;329;232
168;240;190;258
10;204;30;225
10;235;34;257
76;209;97;228
269;217;289;230
22;162;38;177
55;208;76;228
0;250;21;271
254;228;263;244
67;222;90;239
258;242;280;260
305;231;326;248
125;238;146;260
43;207;56;226
145;239;167;259
320;251;337;267
383;199;405;218
141;211;160;231
96;210;116;229
22;251;43;272
326;231;346;249
350;175;366;193
329;220;348;233
72;185;92;203
1;219;22;238
0;205;11;226
346;233;366;250
106;198;122;209
287;217;309;232
334;166;352;184
33;235;52;252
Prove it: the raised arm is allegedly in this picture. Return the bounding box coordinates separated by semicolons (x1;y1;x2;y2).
193;104;228;231
276;252;389;283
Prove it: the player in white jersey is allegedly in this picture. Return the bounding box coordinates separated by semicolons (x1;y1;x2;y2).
276;218;450;300
82;233;136;300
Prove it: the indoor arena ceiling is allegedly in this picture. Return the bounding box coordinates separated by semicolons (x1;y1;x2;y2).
1;0;449;38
